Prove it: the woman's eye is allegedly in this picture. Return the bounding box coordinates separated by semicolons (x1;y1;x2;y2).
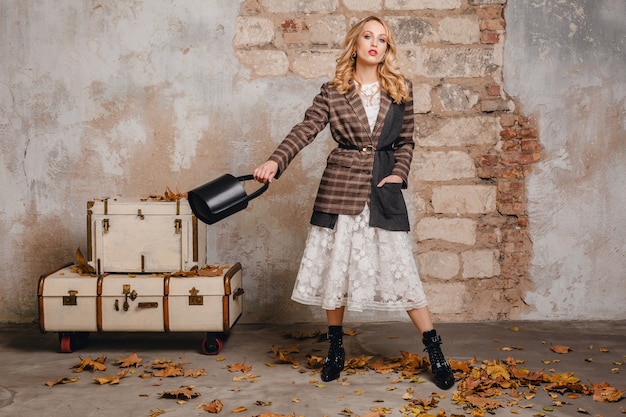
378;38;387;44
364;34;371;40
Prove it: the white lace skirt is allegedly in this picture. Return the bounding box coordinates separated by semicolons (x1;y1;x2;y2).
291;205;429;312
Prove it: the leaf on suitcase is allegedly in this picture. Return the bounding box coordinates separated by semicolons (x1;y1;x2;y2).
93;369;129;385
159;386;200;400
228;362;252;373
201;399;223;413
115;352;142;368
72;355;107;373
146;187;185;202
71;248;96;275
44;376;80;386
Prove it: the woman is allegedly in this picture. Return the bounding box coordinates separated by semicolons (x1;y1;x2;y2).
253;16;455;390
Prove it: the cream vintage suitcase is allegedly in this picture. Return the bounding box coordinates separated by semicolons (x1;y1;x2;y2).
38;263;244;354
87;197;206;274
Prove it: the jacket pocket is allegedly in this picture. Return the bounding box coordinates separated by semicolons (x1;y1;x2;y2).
378;182;408;215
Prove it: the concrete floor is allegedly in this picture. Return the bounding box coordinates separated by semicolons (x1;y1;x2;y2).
0;320;624;417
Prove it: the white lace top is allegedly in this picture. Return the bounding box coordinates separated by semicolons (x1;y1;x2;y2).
359;81;381;132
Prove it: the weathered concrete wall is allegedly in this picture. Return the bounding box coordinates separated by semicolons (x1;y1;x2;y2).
504;0;626;320
0;0;623;325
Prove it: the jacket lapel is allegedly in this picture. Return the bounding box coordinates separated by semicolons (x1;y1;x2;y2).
346;86;371;137
372;91;391;141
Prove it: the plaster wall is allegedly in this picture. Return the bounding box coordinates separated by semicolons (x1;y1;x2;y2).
0;0;624;325
504;0;626;319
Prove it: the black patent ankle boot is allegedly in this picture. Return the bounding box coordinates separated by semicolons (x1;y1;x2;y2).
321;326;345;382
422;329;455;390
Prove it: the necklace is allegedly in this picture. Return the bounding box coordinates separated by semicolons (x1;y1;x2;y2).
359;82;380;107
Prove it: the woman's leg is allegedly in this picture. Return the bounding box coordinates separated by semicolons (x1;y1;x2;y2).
321;307;346;382
407;307;455;390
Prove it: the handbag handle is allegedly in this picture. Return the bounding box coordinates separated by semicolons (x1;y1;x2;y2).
237;175;269;201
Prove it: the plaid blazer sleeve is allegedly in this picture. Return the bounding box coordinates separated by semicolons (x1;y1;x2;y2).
267;84;330;178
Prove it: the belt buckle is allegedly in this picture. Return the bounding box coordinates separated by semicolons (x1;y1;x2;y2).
362;145;375;155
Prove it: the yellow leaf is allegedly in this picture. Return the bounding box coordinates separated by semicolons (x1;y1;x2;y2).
232;406;247;413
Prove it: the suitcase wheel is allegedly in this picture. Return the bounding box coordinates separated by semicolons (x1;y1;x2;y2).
201;336;223;355
58;332;90;353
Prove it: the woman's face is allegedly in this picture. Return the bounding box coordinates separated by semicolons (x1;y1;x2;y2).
354;20;388;67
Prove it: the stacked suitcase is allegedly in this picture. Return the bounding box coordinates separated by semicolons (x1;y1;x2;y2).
37;197;243;354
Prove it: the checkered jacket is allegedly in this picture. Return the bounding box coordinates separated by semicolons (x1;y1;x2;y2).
268;81;415;229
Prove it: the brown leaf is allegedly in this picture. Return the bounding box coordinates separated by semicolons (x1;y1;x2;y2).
115;352;142;368
203;399;223;413
72;355;107;373
183;368;206;378
44;377;80;386
93;370;129;385
228;362;252;373
72;248;96;275
550;344;573;354
159;386;201;400
231;406;247;413
591;382;624;402
154;365;184;378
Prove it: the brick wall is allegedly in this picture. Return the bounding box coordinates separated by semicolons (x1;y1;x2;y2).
233;0;539;320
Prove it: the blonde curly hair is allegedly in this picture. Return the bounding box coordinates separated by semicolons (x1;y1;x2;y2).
330;16;409;104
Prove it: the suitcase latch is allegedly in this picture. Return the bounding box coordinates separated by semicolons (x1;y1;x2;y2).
63;290;78;306
121;284;138;311
137;209;144;220
233;287;244;299
175;219;182;234
102;218;110;233
188;287;203;306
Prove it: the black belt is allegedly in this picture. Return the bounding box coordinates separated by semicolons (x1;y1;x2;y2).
338;143;395;154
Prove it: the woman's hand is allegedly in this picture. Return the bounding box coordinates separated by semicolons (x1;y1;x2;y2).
377;174;403;187
253;160;279;183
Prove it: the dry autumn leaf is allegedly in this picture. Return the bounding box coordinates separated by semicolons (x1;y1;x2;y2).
115;352;142;368
93;369;129;385
72;355;107;373
202;399;223;413
550;344;573;354
44;376;80;386
228;362;252;373
159;386;201;400
72;248;96;275
232;406;247;413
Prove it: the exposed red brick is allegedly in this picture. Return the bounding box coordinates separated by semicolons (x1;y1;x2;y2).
499;114;517;127
501;139;521;152
281;19;306;32
519;127;538;138
501;152;541;166
477;6;503;19
501;128;521;139
480;18;505;31
486;84;501;96
481;31;500;44
521;139;542;152
478;154;499;166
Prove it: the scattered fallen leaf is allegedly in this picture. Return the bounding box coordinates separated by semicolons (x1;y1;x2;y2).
228;362;252;373
550;344;573;354
159;386;200;400
93;370;129;385
72;355;107;373
44;377;80;386
115;353;142;368
203;399;223;413
232;406;247;413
